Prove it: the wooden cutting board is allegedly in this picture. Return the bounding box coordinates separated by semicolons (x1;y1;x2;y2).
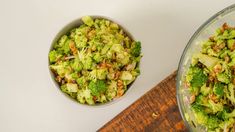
98;71;187;132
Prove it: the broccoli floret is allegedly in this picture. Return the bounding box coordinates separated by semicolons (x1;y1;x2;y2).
55;36;71;54
191;104;221;130
74;35;88;48
49;50;62;63
66;83;78;92
54;35;68;49
218;118;235;131
225;83;235;104
82;56;93;70
76;76;86;87
217;73;231;84
61;83;78;98
213;83;224;97
116;52;130;65
227;39;235;50
208;100;223;114
110;22;119;30
195;94;208;106
88;80;107;96
96;69;107;80
200;84;212;96
110;44;124;53
218;109;235;120
50;62;71;77
81;16;94;27
106;81;117;101
207;115;221;130
77;88;94;105
201;41;213;54
71;59;83;72
189;66;208;89
191;104;209;125
131;41;141;57
93;52;102;63
70;72;79;80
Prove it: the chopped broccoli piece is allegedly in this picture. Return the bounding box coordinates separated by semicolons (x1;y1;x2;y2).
106;81;117;100
61;83;78;98
71;59;83;72
217;73;230;84
227;39;235;50
76;76;86;87
200;84;212;96
50;62;71;77
208;100;223;114
66;83;78;92
116;52;130;65
213;83;224;97
131;41;141;57
88;80;107;96
225;83;235;104
96;69;108;80
207;116;221;130
93;52;102;63
77;88;94;105
81;16;94;27
82;56;93;70
49;50;62;63
191;104;209;125
189;66;208;88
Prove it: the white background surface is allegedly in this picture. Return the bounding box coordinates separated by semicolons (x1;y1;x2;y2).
0;0;234;132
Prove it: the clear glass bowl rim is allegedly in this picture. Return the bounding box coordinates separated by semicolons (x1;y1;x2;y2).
176;3;235;131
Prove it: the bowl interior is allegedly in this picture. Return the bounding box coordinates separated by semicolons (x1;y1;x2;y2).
177;4;235;131
48;16;138;106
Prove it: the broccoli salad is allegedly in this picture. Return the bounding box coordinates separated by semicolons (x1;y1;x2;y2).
49;16;142;105
185;23;235;131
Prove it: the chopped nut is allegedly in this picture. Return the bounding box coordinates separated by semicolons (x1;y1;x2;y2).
213;64;222;74
209;94;219;103
152;112;160;119
114;71;121;80
87;30;96;40
184;82;190;88
233;78;235;85
106;63;112;68
222;23;229;30
190;94;196;104
224;55;230;63
69;41;77;55
61;79;65;85
219;43;225;49
117;89;124;97
231;43;235;51
117;80;123;87
209;36;215;42
212;44;220;52
56;76;62;83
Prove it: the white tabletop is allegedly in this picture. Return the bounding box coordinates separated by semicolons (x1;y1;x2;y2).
0;0;234;131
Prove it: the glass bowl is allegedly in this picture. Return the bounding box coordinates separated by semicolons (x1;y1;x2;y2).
176;4;235;131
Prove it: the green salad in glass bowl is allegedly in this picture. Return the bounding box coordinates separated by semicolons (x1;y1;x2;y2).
185;23;235;131
48;16;142;105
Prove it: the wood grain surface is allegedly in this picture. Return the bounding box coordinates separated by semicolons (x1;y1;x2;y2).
98;71;187;132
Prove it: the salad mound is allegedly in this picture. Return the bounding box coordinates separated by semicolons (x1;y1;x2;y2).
49;16;142;105
186;23;235;131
